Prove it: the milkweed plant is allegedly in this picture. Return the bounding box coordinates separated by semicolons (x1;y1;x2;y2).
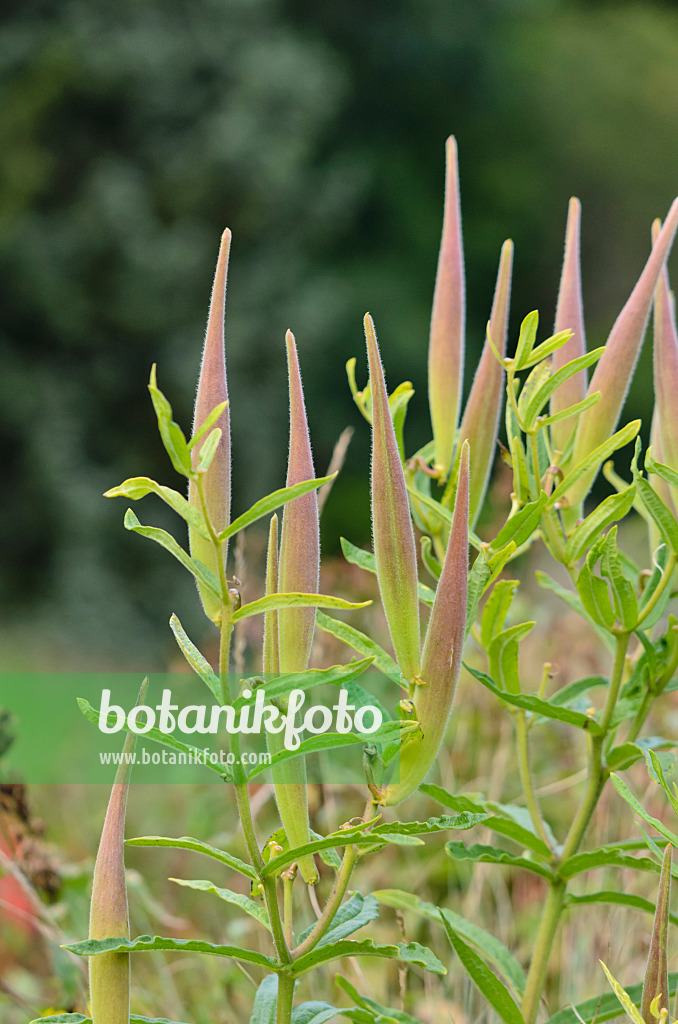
32;137;678;1024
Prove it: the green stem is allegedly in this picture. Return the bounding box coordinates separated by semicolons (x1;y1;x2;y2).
635;553;677;628
514;712;552;851
520;881;566;1024
520;631;630;1024
276;971;295;1024
292;844;358;959
283;875;295;949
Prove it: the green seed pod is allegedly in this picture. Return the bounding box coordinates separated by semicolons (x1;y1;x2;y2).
188;229;232;622
641;843;671;1024
459;239;513;526
89;680;146;1024
428;136;465;481
269;332;319;885
550;197;587;454
366;313;422;685
379;442;469;806
569;199;678;509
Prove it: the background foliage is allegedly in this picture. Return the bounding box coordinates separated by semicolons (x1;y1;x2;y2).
2;0;678;660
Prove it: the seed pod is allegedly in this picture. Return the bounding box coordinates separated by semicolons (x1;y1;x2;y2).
366;313;422;685
188;229;232;622
269;332;319;885
641;843;671;1024
429;136;465;480
459;239;513;526
569;199;678;508
379;442;469;806
89;680;146;1024
550;197;587;454
653;219;678;480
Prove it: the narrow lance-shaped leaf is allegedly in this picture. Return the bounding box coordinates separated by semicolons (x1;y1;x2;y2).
569;198;678;508
429;135;465;480
652;217;678;514
641;843;672;1024
380;443;468;805
551;197;587;453
459;239;513;526
649;413;676;555
366;313;421;684
188;229;231;621
271;332;319;885
89;679;147;1024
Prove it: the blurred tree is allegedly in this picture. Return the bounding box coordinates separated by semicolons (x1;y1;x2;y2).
1;0;677;660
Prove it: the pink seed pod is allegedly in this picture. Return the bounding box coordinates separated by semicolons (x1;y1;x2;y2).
459;239;513;526
188;230;232;622
271;332;319;886
569;198;678;508
641;843;672;1024
653;220;678;479
89;681;146;1023
550;197;587;454
366;313;422;686
379;442;469;806
428;136;465;481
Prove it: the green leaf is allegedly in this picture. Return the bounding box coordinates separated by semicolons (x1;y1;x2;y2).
292;939;446;978
420;535;442;581
600;527;638;630
373;890;527;996
550;420;641;505
610;773;678;847
372;813;488;838
340;538;435;606
535;571;614;651
232;660;374;711
233;592;370;623
315;612;400;681
189;399;229;451
520;329;574;370
169;613;221;700
507;429;530;503
464;663;603;734
446;840;553;879
563;485;636;565
646;448;678;490
421;784;553;857
291;1003;339;1024
536;391;601;429
576;542;616;629
513;311;539;370
298;893;379;947
637;544;673;629
247;722;410;780
481;580;519;650
518;359;552;423
488;622;534;695
63;934;277;968
606;738;675;772
125;834;257;879
440;914;525;1024
169;877;270;928
523;348;604;431
77;698;230;780
491;494;548;553
196;426;222;474
544;975;678;1024
636;477;678;552
148;366;192;477
104;476;210;539
250;975;278;1024
336;975;423;1023
566;890;678;927
260;820;381;877
218;476;334;543
123;509;221;600
559;843;673;881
